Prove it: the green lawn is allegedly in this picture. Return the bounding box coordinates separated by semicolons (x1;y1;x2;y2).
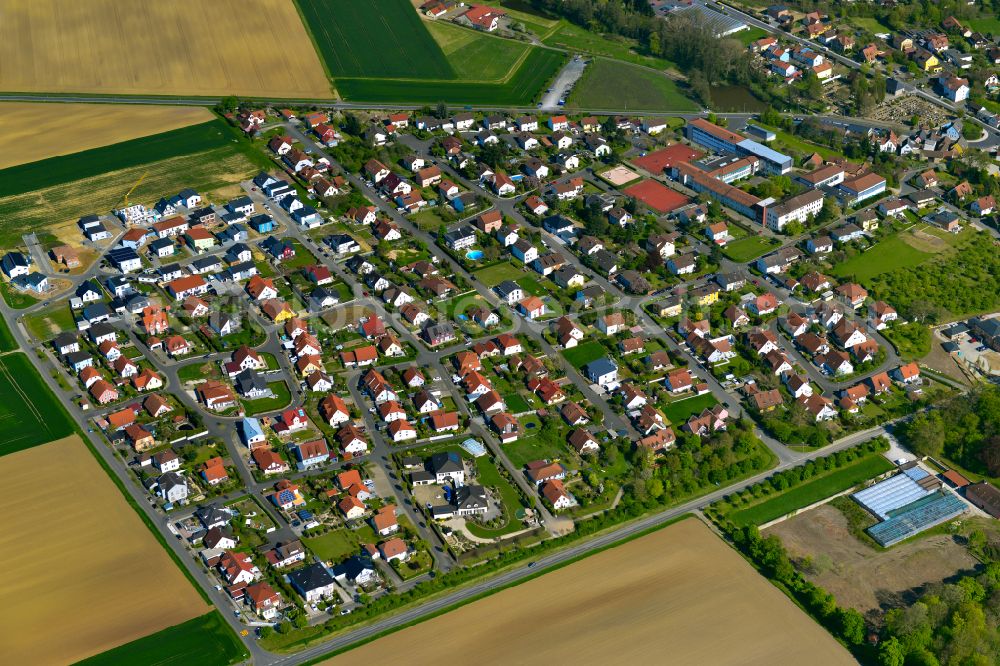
0;120;234;199
177;361;220;384
24;303;76;342
73;611;248;666
830;235;932;284
733;26;768;46
503;432;568;469
241;381;292;416
661;392;718;425
542;20;676;70
0;352;75;457
303;529;361;561
295;0;453;79
568;58;697;112
751;122;853;161
0;282;39;309
473;262;519;287
850;16;891;34
967;17;1000;34
562;341;607;369
728;454;895;527
465;454;527;538
504;392;531;414
516;275;547;296
335;49;565;105
721;235;779;262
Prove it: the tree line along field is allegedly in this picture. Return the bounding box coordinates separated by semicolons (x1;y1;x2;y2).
335;48;566;105
0;435;215;664
0;0;331;98
331;518;854;664
295;0;454;79
0;352;75;457
0;103;214;170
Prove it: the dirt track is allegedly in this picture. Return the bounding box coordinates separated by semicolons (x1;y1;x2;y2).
0;436;208;664
334;518;854;665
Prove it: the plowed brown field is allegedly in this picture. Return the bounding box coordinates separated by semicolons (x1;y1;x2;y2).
0;436;208;664
333;518;854;665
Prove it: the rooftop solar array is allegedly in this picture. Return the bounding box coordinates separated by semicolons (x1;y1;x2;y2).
853;473;930;519
868;491;967;547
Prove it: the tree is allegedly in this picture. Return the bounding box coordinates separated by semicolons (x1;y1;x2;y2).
817;196;841;225
877;637;906;666
903;411;945;458
435;101;448;119
837;607;867;645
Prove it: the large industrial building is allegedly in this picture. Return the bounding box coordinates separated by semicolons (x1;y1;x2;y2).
685;119;793;174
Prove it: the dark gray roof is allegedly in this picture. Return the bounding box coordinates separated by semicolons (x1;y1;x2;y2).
455;484;487;511
289;562;336;592
430;451;462;475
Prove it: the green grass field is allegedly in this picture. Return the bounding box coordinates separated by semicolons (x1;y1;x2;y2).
466;454;526;537
241;381;292;416
850;16;891;34
474;263;519;287
74;611;247;666
543;21;676;70
662;392;718;425
0;352;75;457
721;235;779;262
562;341;607;369
0;120;235;199
24;302;75;341
830;235;932;284
336;49;565;104
426;20;531;81
0;315;15;352
728;454;895;527
503;392;531;413
968;17;1000;34
568;58;697;112
304;528;371;562
295;0;453;79
733;26;768;46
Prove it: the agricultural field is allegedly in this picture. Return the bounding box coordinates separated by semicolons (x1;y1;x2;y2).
0;123;259;248
334;518;854;664
0;352;75;456
296;0;452;79
0;103;214;170
728;453;895;528
335;48;565;105
568;58;697;112
76;611;246;666
0;435;211;664
425;20;532;81
768;503;986;614
0;0;330;97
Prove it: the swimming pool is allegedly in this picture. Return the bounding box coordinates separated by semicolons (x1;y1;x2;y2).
466;250;484;260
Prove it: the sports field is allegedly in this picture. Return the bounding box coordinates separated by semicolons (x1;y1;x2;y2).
0;103;214;170
336;48;565;105
333;518;854;664
624;179;691;213
0;352;75;456
0;0;331;97
568;58;698;112
296;0;452;79
0;435;210;664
